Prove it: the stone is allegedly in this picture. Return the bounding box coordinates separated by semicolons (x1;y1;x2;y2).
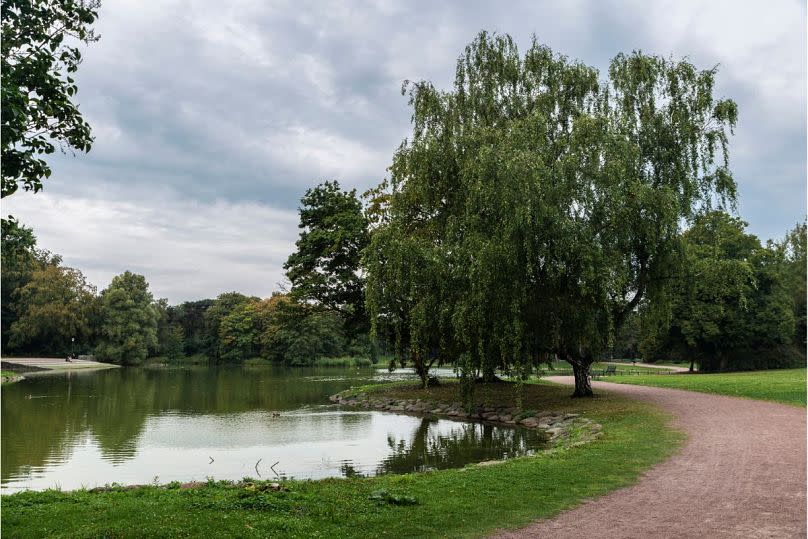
520;418;540;428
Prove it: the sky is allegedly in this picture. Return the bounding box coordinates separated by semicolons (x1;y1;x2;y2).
4;0;806;303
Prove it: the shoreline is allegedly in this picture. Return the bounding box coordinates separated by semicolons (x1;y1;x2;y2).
330;387;603;449
0;357;119;375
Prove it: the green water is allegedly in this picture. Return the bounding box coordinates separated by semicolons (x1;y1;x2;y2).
1;366;547;491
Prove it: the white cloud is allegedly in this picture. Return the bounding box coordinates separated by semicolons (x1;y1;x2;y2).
2;191;299;303
5;0;804;301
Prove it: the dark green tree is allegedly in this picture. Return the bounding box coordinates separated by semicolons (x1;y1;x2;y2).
1;216;61;350
643;212;797;371
154;299;186;361
771;222;806;348
202;292;254;360
284;181;370;338
173;299;213;355
8;263;97;355
1;0;100;197
95;271;159;365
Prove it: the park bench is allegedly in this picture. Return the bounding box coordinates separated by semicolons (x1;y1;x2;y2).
590;365;617;380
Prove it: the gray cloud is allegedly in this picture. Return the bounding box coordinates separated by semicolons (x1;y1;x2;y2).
4;0;805;302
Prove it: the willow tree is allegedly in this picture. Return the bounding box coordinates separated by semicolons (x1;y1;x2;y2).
365;31;737;396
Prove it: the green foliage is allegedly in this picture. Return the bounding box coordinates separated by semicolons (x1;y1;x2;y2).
285;180;370;338
2;216;40;349
218;299;264;362
203;292;254;359
259;294;347;365
172;299;214;355
642;212;799;371
8;264;97;355
1;0;100;197
95;271;159;365
770;222;807;348
365;32;738;396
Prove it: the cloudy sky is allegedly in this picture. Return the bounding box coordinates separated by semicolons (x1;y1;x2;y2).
4;0;806;303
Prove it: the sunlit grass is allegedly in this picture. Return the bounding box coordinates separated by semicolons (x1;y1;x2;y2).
607;368;806;406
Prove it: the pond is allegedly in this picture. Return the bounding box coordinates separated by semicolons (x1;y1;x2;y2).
1;366;548;491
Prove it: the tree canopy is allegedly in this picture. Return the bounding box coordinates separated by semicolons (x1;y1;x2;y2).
95;271;159;365
284;180;370;338
1;0;100;197
365;32;738;396
643;212;802;371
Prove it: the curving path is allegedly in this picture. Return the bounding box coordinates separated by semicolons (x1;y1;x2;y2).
495;377;806;539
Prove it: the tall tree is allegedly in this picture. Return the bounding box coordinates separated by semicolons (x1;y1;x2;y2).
284;180;370;338
95;271;159;365
366;32;738;396
202;292;253;360
1;216;61;350
771;222;806;348
1;0;100;197
642;212;796;371
8;264;97;355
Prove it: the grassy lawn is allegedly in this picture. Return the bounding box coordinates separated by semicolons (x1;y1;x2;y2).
607;368;806;406
2;382;682;538
531;361;674;375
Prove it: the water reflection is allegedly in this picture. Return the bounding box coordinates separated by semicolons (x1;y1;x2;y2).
1;367;544;491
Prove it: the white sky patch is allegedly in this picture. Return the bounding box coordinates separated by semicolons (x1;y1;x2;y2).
2;192;299;304
264;125;388;184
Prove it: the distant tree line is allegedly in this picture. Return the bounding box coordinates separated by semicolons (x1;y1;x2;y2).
0;182;375;365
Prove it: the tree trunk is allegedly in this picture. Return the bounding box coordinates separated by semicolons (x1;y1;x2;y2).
689;358;695;373
571;362;593;397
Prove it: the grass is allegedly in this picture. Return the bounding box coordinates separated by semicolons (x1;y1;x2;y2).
1;381;682;538
529;361;674;376
607;368;806;406
1;370;23;383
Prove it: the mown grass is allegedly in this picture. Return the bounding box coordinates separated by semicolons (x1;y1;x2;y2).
607;368;806;406
2;381;682;538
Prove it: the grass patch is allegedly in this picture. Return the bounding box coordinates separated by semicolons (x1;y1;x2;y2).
2;381;682;538
607;368;806;406
529;361;674;376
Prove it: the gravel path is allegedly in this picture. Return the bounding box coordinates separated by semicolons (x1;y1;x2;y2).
494;377;806;539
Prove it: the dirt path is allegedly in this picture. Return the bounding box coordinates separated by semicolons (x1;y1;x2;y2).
494;378;806;539
1;357;118;372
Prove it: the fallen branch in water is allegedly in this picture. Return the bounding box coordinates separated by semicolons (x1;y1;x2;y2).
255;458;263;477
270;461;280;479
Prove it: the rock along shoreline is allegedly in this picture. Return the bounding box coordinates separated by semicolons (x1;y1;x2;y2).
330;389;603;449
